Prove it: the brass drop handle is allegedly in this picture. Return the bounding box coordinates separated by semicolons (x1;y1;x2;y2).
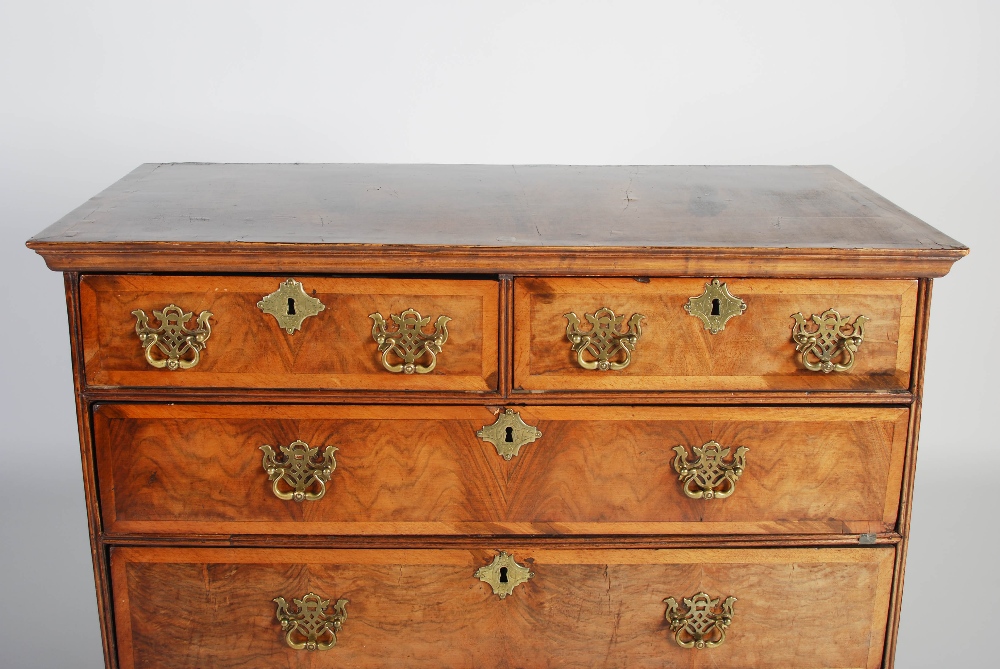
672;441;747;500
132;304;213;370
370;308;451;374
663;593;737;649
791;308;869;373
274;592;348;651
564;307;645;371
260;440;337;502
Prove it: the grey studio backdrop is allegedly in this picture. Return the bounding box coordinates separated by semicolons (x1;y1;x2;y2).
1;2;996;667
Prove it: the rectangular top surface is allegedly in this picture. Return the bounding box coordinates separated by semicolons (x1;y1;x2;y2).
30;163;964;250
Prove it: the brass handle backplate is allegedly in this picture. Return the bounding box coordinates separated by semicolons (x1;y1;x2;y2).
664;593;736;649
475;551;534;599
791;308;869;373
370;308;451;374
132;304;213;370
258;278;326;334
274;592;348;651
564;307;645;371
477;409;542;460
260;440;338;502
684;279;746;334
672;441;747;500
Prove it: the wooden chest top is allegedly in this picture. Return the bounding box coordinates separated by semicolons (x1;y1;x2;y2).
27;164;967;277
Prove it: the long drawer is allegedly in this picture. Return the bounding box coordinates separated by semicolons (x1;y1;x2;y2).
95;404;908;536
111;546;895;669
514;277;917;392
79;275;500;391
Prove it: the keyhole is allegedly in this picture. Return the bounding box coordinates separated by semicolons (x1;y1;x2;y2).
499;567;509;583
710;298;721;316
287;298;296;316
504;426;514;443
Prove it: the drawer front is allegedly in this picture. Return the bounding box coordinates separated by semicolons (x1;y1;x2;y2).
95;404;908;536
514;277;917;392
80;275;499;391
111;546;894;669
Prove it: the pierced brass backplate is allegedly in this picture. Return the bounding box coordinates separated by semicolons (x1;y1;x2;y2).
672;441;748;500
474;551;534;599
791;308;869;373
370;308;451;374
663;593;736;649
273;592;348;651
684;279;746;334
257;278;326;334
564;307;645;371
260;440;338;502
476;409;542;460
132;304;213;370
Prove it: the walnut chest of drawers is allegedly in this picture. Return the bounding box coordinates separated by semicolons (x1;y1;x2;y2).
28;164;967;668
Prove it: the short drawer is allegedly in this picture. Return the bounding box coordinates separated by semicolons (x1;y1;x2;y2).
514;277;917;392
95;404;908;537
80;275;499;391
111;546;894;669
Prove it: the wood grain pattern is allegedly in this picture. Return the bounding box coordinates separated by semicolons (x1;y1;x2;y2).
515;277;917;392
94;404;909;537
26;165;967;277
80;275;499;391
111;546;895;669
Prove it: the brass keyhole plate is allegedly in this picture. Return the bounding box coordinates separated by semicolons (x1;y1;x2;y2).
258;278;326;334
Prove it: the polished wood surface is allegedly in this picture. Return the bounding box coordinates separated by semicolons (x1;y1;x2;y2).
112;546;894;669
80;275;499;391
29;166;966;668
95;404;908;537
515;277;917;392
27;164;967;277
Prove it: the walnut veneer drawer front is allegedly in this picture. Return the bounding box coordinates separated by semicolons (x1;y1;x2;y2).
80;275;500;391
95;404;908;536
515;277;918;392
111;546;894;669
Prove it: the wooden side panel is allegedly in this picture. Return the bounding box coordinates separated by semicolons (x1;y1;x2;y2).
111;546;895;669
514;277;917;392
95;404;909;536
80;275;499;391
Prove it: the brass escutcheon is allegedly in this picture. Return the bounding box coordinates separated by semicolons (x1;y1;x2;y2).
260;440;338;502
564;307;645;371
474;551;534;599
477;409;542;460
672;441;748;500
370;308;451;374
132;304;213;370
684;279;747;334
663;593;737;649
257;278;326;334
273;592;348;651
791;308;869;373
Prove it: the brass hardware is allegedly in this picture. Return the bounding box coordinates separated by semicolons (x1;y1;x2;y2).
663;593;737;649
684;279;747;334
273;592;348;651
672;441;748;500
260;440;337;502
474;551;534;599
370;308;451;374
564;307;645;371
476;409;542;460
791;308;870;373
132;304;213;370
257;278;326;334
